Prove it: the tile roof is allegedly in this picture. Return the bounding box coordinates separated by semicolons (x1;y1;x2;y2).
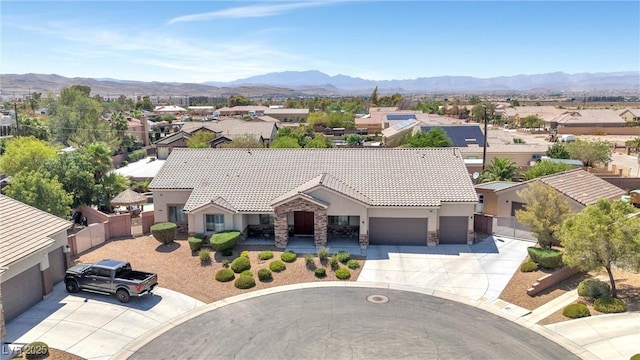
264;108;309;115
149;148;478;212
180;119;276;140
0;195;71;268
458;143;550;153
270;173;372;206
552;109;624;125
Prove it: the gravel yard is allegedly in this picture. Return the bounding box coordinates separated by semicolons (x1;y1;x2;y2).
76;235;363;304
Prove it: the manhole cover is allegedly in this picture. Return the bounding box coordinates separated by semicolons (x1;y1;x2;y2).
367;294;389;304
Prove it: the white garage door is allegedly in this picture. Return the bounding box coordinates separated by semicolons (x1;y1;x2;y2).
1;265;43;322
369;218;428;245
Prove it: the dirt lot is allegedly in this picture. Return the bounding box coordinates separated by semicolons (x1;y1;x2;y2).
76;236;363;304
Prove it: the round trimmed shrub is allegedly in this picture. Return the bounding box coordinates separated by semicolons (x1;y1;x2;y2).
281;251;297;263
269;260;286;272
199;248;211;264
520;260;539;273
230;256;251;273
258;268;272;281
347;259;360;269
234;274;256;289
151;222;177;245
188;237;203;252
335;268;351;280
577;279;611;299
594;297;626;313
630;354;640;360
315;268;326;278
526;247;563;269
24;341;49;359
258;250;274;260
210;230;240;251
336;251;351;264
241;270;253;277
562;303;591;319
240;250;250;258
215;268;235;282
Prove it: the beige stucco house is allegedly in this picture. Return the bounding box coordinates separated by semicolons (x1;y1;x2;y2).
149;148;479;248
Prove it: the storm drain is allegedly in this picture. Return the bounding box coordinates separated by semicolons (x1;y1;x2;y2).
366;294;389;304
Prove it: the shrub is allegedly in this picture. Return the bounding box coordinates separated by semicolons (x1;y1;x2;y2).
230;256;251;273
188;237;203;252
127;149;146;163
221;249;233;257
241;270;253;277
335;268;351;280
269;260;286;272
577;279;611;299
315;268;327;278
527;247;564;269
562;303;591;319
199;248;211;264
347;259;360;269
336;251;351;264
520;260;539;273
630;354;640;360
318;247;330;262
24;341;49;359
329;254;339;270
258;250;274;260
304;254;315;266
240;250;250;258
594;297;627;313
150;222;177;245
222;259;230;268
210;230;240;251
215;268;235;282
258;268;272;281
281;251;297;263
234;274;256;289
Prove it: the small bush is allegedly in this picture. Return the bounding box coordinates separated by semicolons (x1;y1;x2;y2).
222;259;230;268
527;247;564;269
269;260;286;272
281;251;297;263
304;253;315;266
520;260;539;273
335;268;351;280
258;250;274;260
336;251;351;264
215;268;235;282
150;222;177;245
188;237;203;252
347;259;360;269
230;256;251;273
315;268;326;278
258;268;272;281
318;247;330;262
199;248;211;264
234;274;256;289
562;303;591;319
127;149;146;163
329;254;339;270
210;231;240;251
630;354;640;360
577;279;611;299
240;250;250;258
594;297;627;313
513;138;526;144
241;270;253;277
24;341;49;359
221;249;233;257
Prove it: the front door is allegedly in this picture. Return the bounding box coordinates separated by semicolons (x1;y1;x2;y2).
294;211;314;235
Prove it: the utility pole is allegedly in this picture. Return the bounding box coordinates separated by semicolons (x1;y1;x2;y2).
482;105;488;171
13;101;19;136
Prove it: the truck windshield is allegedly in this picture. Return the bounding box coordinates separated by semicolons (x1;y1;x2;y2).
115;263;132;278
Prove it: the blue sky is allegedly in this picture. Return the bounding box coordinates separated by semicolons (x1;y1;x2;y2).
2;1;639;83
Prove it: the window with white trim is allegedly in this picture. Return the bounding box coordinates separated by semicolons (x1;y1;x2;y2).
206;214;225;232
168;205;186;223
328;216;349;226
259;214;274;225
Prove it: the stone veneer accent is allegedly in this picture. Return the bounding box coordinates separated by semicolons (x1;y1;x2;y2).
467;229;475;245
359;233;369;249
274;198;327;248
427;230;439;246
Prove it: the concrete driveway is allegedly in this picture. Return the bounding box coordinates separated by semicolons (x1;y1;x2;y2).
358;235;532;301
4;282;203;360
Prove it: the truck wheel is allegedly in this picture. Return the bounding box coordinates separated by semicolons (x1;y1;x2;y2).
116;289;130;303
65;280;79;293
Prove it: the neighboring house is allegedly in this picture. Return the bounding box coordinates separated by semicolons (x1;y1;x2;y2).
502;106;566;125
418;125;486;147
149;148;479;248
549;109;639;135
0;195;72;334
264;108;309;123
619;108;640;123
126;116;149;146
381;119;421;146
475;168;626;217
153;105;187;116
458;143;550;172
216;106;269;117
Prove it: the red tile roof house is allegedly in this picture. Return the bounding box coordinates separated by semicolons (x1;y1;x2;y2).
148;148;479;249
0;195;72;336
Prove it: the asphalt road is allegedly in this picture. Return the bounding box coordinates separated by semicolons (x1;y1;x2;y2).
130;287;578;360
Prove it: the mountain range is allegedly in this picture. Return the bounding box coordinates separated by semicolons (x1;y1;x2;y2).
1;71;638;97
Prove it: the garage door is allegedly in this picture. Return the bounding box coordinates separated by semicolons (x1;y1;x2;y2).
48;247;67;285
369;218;427;245
1;265;43;322
439;216;469;244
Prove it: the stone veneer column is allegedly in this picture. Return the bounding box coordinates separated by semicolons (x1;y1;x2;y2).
467;229;475;245
274;208;289;248
359;233;369;249
427;230;439;246
314;209;327;248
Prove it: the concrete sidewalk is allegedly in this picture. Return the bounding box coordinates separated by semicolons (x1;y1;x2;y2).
524;290;579;323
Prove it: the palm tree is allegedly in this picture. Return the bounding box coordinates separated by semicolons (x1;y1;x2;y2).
478;157;521;183
83;142;113;182
625;137;640;154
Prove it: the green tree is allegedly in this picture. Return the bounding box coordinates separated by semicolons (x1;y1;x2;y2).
478;157;521;183
565;140;611;167
345;134;364;147
523;161;575;180
377;93;403;107
93;172;129;213
109;111;129;153
69;85;91;97
135;95;154;111
18;117;49;140
228;95;252;107
468;96;481;105
221;134;264;148
307;112;327;128
42;151;96;207
305;134;333;148
326;112;355;129
186;130;215;148
625;137;640;153
510;99;520;106
403;128;453;148
515;182;571;248
0;136;58;176
370;86;378;106
48;86;105;146
520;115;544;129
83;142;113;181
4;170;72;218
271;136;301;148
546;143;570;159
472;102;496;122
560;199;640;298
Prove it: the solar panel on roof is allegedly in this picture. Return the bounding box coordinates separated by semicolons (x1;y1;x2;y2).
420;125;486;147
387;114;417;121
393;119;416;130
